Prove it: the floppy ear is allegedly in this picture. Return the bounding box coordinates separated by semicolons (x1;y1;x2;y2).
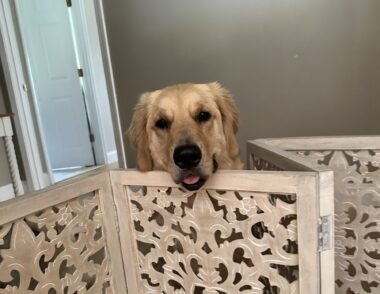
127;93;153;171
209;82;240;160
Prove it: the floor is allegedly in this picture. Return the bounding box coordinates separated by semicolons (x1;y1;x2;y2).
52;166;101;183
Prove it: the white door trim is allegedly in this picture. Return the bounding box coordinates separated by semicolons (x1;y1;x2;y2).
0;0;49;191
70;1;107;165
94;0;127;168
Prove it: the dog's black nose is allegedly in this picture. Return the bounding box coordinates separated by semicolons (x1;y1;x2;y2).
173;145;202;169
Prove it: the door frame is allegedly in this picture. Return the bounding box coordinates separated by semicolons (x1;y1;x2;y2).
69;0;125;168
93;0;126;168
0;0;124;191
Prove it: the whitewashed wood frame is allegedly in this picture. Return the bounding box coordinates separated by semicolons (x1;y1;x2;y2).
248;136;380;294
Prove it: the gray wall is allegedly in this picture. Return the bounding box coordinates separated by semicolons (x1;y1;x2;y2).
102;0;380;167
0;64;12;187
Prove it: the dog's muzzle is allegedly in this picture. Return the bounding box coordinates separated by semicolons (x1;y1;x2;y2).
173;144;206;191
172;145;219;191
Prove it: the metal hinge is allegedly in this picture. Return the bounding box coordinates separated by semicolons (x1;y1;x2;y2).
318;215;332;251
89;133;95;142
77;68;84;77
66;0;72;7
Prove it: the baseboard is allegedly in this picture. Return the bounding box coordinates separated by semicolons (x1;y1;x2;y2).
107;150;118;164
0;183;15;202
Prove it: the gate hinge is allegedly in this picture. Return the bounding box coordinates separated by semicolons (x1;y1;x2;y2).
318;215;332;251
89;133;95;142
66;0;72;8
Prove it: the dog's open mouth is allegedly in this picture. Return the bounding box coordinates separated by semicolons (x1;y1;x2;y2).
181;174;206;191
179;157;218;191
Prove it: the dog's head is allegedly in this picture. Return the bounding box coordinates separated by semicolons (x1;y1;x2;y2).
128;82;242;190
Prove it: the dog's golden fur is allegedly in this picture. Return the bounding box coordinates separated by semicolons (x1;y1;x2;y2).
128;82;243;186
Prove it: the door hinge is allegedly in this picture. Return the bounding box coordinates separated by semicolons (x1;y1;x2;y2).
77;68;84;77
89;133;95;142
318;215;332;251
66;0;72;7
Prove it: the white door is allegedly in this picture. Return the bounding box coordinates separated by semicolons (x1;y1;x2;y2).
16;0;95;169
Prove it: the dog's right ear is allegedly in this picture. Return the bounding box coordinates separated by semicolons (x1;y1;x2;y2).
127;93;153;171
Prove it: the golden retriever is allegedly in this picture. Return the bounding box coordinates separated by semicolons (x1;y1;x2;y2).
128;82;244;190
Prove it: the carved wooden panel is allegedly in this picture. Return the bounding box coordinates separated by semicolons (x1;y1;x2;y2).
294;150;380;294
0;192;114;293
126;185;299;293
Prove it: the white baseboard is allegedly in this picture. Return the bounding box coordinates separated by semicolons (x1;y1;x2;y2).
107;150;118;164
0;183;15;202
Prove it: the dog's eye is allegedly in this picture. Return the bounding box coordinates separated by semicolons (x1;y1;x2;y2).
155;118;169;129
197;111;211;122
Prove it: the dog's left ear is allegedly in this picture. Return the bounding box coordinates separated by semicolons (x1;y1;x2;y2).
209;82;240;161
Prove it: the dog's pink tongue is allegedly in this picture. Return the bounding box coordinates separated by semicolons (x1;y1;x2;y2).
183;175;200;185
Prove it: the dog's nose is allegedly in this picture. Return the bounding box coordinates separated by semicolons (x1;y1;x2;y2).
173;145;202;169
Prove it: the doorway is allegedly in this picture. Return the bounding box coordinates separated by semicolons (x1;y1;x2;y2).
0;0;118;190
16;0;96;180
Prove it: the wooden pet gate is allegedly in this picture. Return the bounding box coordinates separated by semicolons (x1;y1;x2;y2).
0;168;334;293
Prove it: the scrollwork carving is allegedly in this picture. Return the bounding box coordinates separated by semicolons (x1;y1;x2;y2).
127;186;298;293
294;150;380;294
0;192;113;293
250;154;283;171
